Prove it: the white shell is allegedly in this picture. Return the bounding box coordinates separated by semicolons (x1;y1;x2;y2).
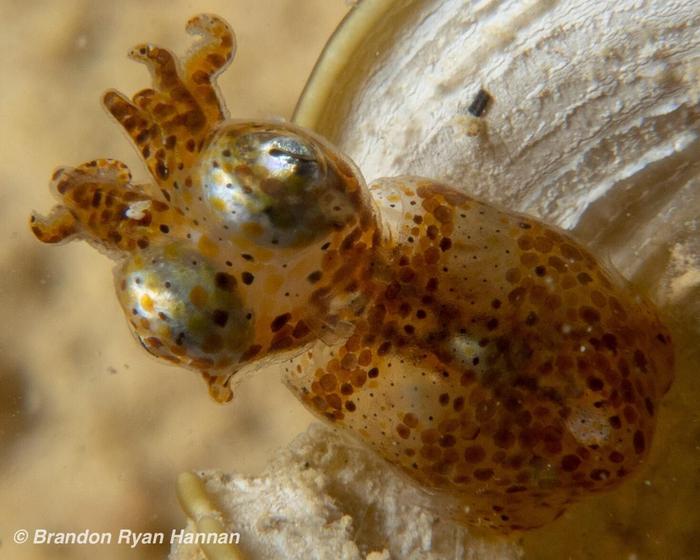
298;0;700;290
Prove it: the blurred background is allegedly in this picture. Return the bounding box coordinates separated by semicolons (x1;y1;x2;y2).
0;2;350;559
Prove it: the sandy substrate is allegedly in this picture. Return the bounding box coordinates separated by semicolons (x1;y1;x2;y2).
169;424;522;560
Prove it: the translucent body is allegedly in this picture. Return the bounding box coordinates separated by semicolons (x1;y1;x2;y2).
286;177;674;530
30;15;674;532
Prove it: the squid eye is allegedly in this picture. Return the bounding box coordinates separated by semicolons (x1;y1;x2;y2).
115;243;253;371
198;122;358;247
257;136;323;184
266;136;318;163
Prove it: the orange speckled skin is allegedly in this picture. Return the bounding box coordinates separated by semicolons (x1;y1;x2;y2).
31;15;674;532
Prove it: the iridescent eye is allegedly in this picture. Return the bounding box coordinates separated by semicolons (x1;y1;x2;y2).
198;122;358;247
115;243;253;371
266;136;319;165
